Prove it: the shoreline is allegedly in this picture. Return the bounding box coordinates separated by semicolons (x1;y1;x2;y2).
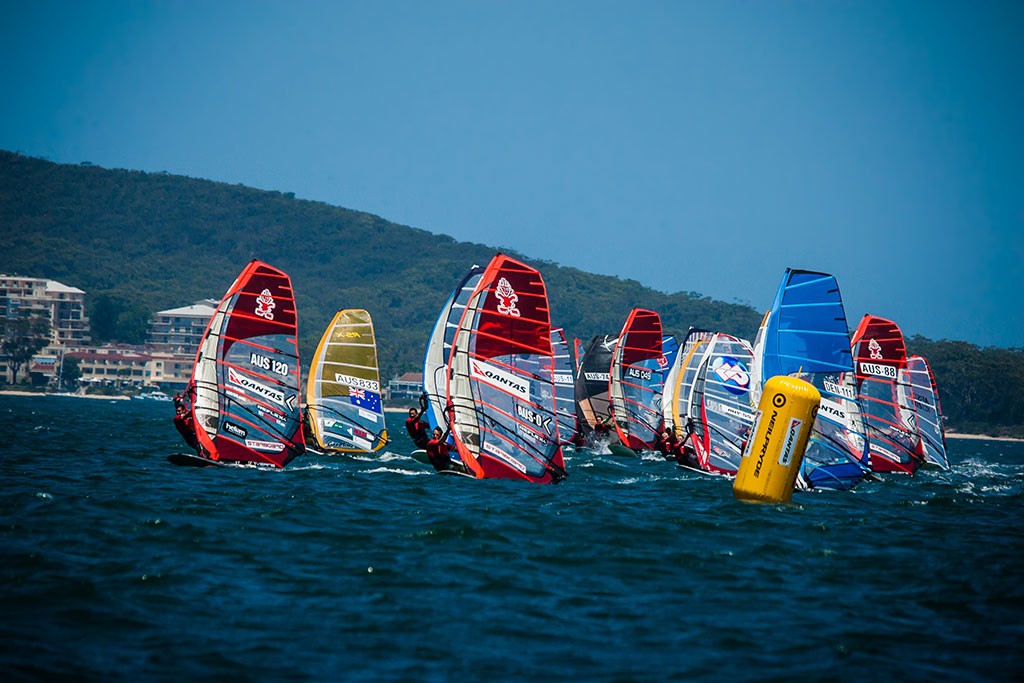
0;389;130;401
945;432;1024;443
2;391;1022;441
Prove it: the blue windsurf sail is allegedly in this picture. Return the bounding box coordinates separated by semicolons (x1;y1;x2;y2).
751;269;870;490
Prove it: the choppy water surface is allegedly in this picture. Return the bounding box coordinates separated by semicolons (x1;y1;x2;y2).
2;395;1021;681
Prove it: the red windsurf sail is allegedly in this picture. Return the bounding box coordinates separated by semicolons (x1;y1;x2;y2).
609;308;665;451
851;314;922;474
446;254;566;483
190;260;305;468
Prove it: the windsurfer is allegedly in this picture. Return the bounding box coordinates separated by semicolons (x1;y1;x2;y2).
425;426;453;472
654;426;679;460
425;425;471;475
406;393;430;449
675;418;700;468
172;396;199;452
593;415;613;436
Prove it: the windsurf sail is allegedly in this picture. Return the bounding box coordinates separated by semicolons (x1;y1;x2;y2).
609;308;665;451
190;260;305;468
749;269;870;490
851;314;923;474
666;328;715;434
446;254;567;483
685;333;755;476
662;335;680;372
423;264;484;431
551;328;579;444
573;337;585;373
906;354;949;470
305;309;386;453
574;334;618;435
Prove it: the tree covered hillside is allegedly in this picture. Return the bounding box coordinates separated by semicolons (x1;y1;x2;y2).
0;151;759;374
2;151;1021;437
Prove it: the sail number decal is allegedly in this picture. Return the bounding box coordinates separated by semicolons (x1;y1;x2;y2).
584;372;610;382
334;373;380;392
823;378;857;400
859;362;897;379
250;353;289;377
626;367;652;381
516;403;553;434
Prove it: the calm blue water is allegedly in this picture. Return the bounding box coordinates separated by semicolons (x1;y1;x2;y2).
2;394;1021;682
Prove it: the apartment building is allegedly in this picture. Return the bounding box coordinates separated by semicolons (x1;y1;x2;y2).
0;274;91;347
147;300;218;356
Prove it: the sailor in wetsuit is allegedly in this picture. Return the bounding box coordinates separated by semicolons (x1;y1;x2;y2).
425;426;454;472
405;393;431;449
172;394;199;452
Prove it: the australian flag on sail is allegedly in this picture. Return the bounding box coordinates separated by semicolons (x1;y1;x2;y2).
349;387;382;412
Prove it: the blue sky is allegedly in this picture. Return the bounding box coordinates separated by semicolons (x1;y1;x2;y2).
2;1;1021;347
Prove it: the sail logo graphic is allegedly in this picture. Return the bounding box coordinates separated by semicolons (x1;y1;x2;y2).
255;289;276;320
868;338;883;360
818;397;849;424
706;399;752;423
600;336;620;351
223;421;247;439
483;440;528;473
711;356;750;395
245;439;285;453
495;277;521;317
228;367;285;406
471;359;530;400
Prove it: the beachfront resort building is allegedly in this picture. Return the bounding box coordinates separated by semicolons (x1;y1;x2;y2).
1;274;214;391
147;300;218;356
0;274;92;382
0;274;91;347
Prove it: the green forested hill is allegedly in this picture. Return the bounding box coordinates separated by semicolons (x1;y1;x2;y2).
0;151;759;374
1;151;1021;436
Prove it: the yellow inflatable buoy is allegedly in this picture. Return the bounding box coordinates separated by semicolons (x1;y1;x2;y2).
733;375;821;504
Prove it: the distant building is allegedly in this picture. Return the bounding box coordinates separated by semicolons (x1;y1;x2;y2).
0;275;216;391
0;274;91;346
147;299;218;356
388;372;423;402
67;345;154;388
1;274;92;382
140;300;218;389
